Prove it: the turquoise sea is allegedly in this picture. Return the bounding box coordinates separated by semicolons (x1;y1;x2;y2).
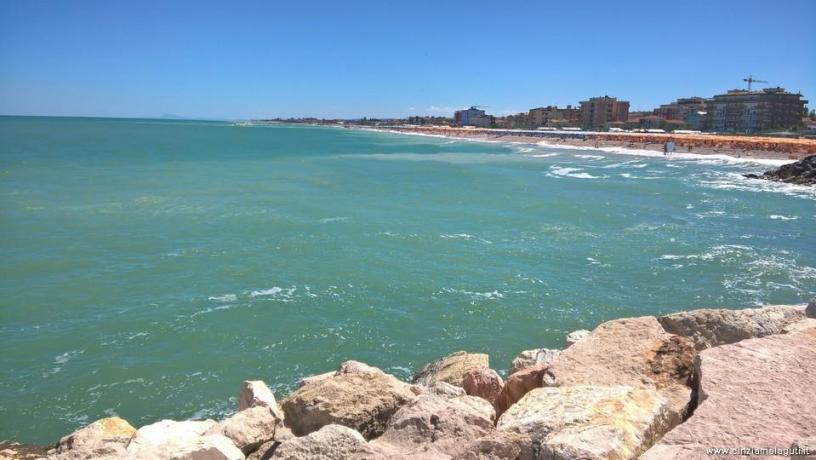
1;116;814;444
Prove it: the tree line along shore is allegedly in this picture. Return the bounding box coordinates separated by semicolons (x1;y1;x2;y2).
3;301;815;459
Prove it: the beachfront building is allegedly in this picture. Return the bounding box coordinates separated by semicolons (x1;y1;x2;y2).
579;96;630;130
656;97;707;121
707;87;808;134
528;105;581;128
454;107;493;128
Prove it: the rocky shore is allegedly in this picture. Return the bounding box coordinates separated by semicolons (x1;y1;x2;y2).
744;155;816;185
3;301;815;460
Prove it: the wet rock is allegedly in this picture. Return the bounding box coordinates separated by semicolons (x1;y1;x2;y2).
494;364;547;418
641;327;816;460
743;154;816;185
51;416;135;459
807;298;816;318
412;351;489;387
371;391;495;458
508;348;560;375
237;381;280;419
281;371;416;439
462;368;504;407
271;424;376;459
544;316;696;423
206;406;281;455
498;385;672;460
657;304;807;350
564;329;589;347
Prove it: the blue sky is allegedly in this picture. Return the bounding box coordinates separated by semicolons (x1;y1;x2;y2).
1;0;813;119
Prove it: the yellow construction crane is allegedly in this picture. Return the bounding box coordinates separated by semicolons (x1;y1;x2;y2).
743;75;768;91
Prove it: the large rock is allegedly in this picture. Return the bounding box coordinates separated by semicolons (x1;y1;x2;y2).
237;381;280;418
281;371;416;439
807;298;815;318
126;424;244;459
245;427;294;460
371;391;495;458
509;348;560;375
51;416;135;459
743;154;816;185
544;316;696;423
462;368;504;407
564;329;589;347
657;304;806;350
494;364;547;418
452;432;536;460
297;371;334;388
335;360;384;376
0;442;48;460
413;351;489;387
206;406;280;455
641;326;816;460
271;424;376;460
497;385;672;460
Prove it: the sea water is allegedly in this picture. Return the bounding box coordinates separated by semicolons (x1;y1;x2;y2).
1;116;814;443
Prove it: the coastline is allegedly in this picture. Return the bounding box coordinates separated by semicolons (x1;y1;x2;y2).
8;302;815;459
363;125;816;166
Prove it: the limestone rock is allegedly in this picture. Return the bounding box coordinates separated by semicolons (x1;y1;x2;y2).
125;419;217;458
271;424;376;460
462;368;504;407
206;406;280;455
427;381;467;398
498;385;672;460
564;329;589;347
657;304;806;350
237;381;280;419
783;317;816;334
245;427;294;460
544;316;695;422
509;348;560;375
412;351;489;387
640;327;816;460
281;371;416;439
335;360;384;376
166;434;244;460
52;416;135;459
0;442;48;460
452;432;536;460
371;391;495;458
297;371;334;388
495;364;547;418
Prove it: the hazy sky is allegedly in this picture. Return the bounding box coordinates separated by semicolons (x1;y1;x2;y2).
1;0;814;119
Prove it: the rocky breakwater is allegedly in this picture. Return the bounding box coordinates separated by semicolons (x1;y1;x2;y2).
3;301;814;460
744;154;816;185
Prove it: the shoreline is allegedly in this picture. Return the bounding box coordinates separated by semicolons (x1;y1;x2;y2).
363;125;816;166
7;302;815;459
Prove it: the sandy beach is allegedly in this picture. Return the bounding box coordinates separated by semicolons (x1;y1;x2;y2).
371;126;816;164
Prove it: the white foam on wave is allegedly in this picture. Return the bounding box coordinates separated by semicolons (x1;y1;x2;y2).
249;286;297;301
208;294;238;302
529;153;558;158
697;172;816;201
575;154;605;160
191;304;235;318
440;233;492;244
769;214;799;220
548;166;603;179
320;216;349;223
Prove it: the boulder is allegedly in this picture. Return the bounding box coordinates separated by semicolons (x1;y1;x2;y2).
0;441;48;460
743;154;816;185
544;316;696;423
494;364;547;418
165;434;244;460
807;298;815;318
791;438;816;460
271;424;376;460
281;371;416;439
244;427;294;460
371;391;495;458
206;406;280;455
640;327;816;460
412;351;489;387
462;368;504;407
237;381;281;419
497;385;672;460
452;432;536;460
125;419;218;458
51;416;136;459
426;381;466;398
564;329;589;347
508;348;560;375
657;304;807;350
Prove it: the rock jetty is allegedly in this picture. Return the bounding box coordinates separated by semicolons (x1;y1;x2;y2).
3;301;814;460
744;154;816;185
